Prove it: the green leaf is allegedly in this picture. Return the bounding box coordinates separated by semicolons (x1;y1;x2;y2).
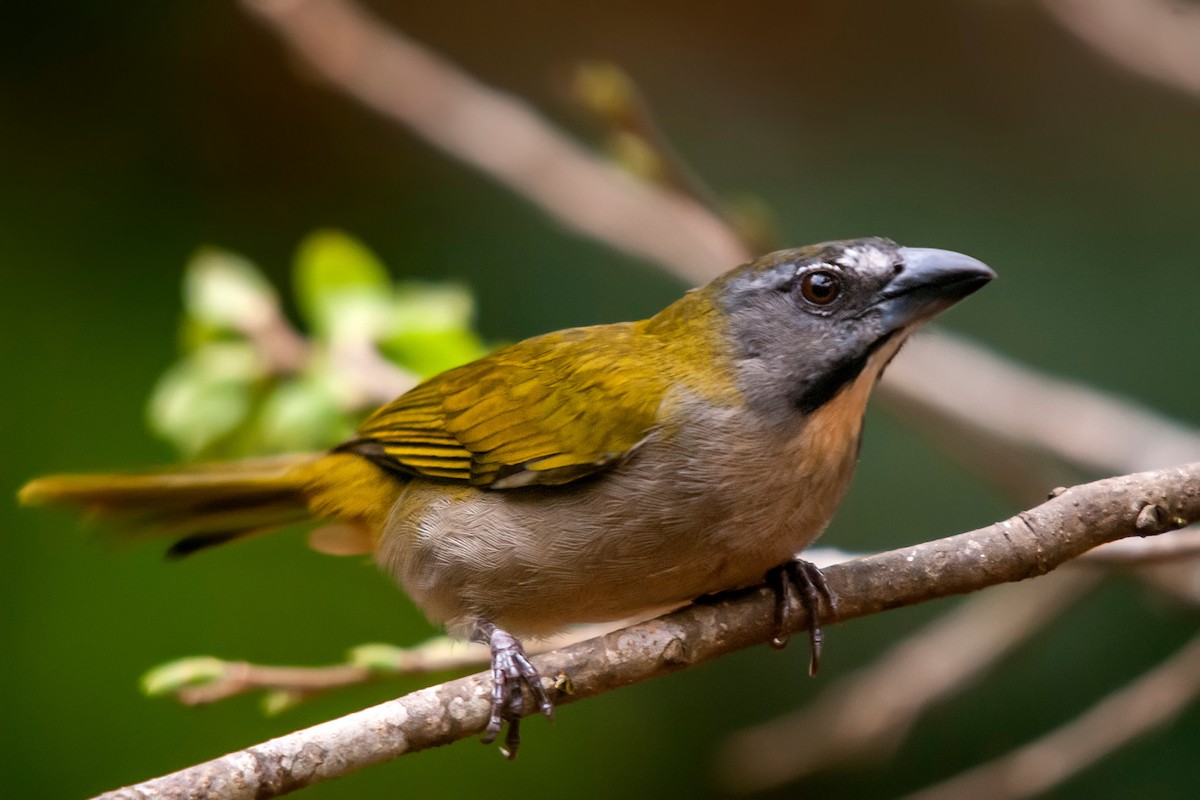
261;690;304;716
347;643;410;672
141;656;228;696
256;376;356;452
392;281;476;331
150;230;494;458
293;230;392;340
382;329;488;377
382;282;490;375
147;342;261;457
184;248;280;333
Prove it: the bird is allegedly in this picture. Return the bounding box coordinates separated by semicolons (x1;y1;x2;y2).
19;236;994;757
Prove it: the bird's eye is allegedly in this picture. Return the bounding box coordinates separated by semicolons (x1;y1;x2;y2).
799;270;842;306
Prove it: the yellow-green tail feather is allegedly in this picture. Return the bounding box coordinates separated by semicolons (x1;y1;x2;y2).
19;454;322;556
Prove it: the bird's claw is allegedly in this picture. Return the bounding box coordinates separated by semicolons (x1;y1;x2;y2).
768;558;835;675
474;623;554;759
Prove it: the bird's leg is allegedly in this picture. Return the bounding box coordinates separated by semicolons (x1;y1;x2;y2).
767;558;835;676
470;620;555;759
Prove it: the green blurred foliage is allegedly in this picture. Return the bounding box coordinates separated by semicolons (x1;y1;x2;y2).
149;231;488;458
294;230;394;340
141;656;229;698
4;2;1200;799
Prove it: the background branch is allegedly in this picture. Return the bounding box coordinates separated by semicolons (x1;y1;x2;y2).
12;3;1200;799
227;4;1200;797
243;0;748;283
96;463;1200;799
242;0;1200;493
882;332;1200;479
1043;0;1200;98
903;633;1200;800
717;567;1101;793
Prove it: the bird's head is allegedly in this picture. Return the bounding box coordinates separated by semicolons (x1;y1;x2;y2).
708;237;995;420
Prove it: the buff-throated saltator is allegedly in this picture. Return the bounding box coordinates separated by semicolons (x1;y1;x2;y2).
20;237;994;756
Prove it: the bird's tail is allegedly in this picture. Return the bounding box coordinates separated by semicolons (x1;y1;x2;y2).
18;454;323;557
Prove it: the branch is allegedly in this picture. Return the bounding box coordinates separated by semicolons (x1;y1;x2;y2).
214;5;1200;797
1085;526;1200;564
242;0;749;283
95;462;1200;800
902;632;1200;800
716;567;1101;792
727;332;1200;790
152;535;1200;709
882;332;1200;478
1042;0;1200;99
150;624;631;706
241;0;1200;492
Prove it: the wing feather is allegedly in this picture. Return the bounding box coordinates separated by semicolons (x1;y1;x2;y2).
348;322;666;488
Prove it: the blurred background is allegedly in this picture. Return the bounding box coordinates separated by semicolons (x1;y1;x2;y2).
3;1;1200;798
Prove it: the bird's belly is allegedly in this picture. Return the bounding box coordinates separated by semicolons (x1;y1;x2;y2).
376;416;861;637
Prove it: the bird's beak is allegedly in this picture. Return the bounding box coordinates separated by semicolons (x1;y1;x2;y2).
875;247;996;332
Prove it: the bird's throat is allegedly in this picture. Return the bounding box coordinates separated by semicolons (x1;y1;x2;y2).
793;331;899;415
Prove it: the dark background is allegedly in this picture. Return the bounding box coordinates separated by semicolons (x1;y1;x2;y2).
3;2;1199;798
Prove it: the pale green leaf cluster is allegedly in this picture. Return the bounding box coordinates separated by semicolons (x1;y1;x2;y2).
147;230;490;458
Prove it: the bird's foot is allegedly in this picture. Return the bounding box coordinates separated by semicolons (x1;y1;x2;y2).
767;558;835;676
472;621;555;759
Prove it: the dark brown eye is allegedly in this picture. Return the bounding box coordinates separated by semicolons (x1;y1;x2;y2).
799;270;841;306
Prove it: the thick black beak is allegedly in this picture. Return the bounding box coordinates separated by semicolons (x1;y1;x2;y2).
875;247;995;332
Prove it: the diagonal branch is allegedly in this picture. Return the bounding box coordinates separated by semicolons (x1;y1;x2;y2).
201;5;1200;798
241;0;1200;488
1042;0;1200;99
902;632;1200;800
94;462;1200;800
142;536;1200;709
883;332;1200;478
242;0;749;283
716;567;1102;792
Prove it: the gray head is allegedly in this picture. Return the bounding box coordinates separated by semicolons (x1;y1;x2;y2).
714;237;994;421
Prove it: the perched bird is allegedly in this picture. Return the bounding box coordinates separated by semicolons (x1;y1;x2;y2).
20;237;993;757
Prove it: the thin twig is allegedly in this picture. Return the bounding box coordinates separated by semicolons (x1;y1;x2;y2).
240;312;311;376
179;662;371;706
94;463;1200;800
164;623;632;705
325;339;418;408
902;632;1200;800
566;61;731;221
